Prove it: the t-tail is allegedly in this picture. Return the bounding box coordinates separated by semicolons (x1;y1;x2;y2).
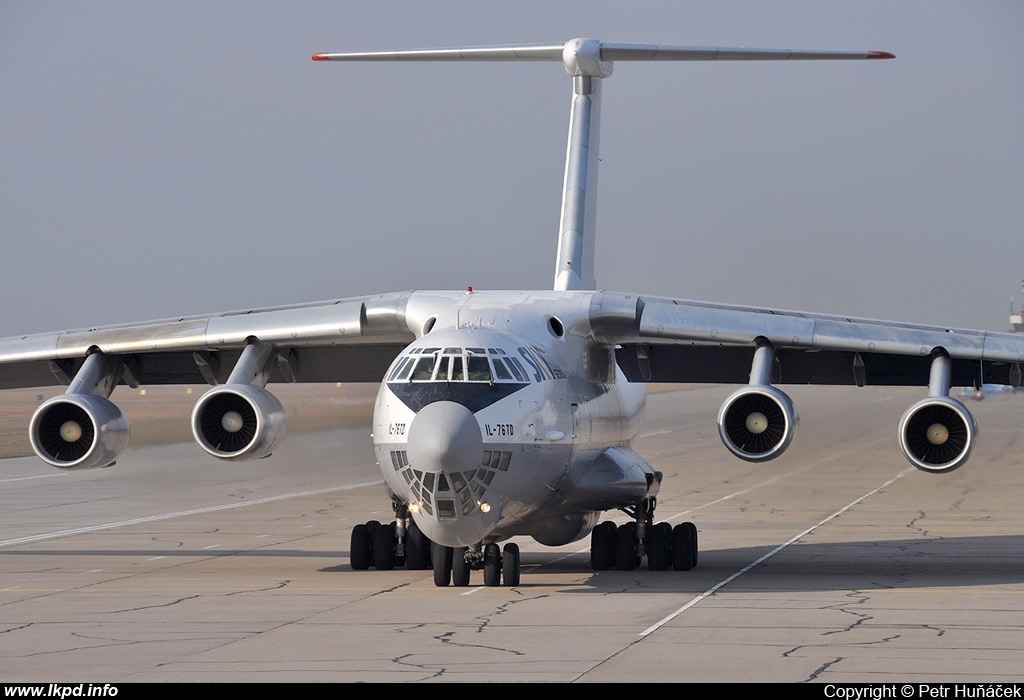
313;39;893;292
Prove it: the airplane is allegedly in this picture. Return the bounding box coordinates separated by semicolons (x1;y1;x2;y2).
3;38;1022;588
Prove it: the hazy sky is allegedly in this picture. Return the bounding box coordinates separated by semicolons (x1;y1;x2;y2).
2;1;1021;336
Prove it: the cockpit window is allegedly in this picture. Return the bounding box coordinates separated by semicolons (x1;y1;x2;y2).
410;356;436;381
391;346;533;384
505;356;529;382
492;358;513;380
434;355;450;380
390;356;414;381
467;355;492;382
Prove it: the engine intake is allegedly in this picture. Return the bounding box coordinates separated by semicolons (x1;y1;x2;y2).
191;384;287;461
29;394;130;470
898;396;976;473
718;385;798;462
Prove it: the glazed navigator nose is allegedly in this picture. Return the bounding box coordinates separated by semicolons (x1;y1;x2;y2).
406;401;482;473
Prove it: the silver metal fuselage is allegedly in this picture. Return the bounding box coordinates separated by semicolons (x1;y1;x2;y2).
371;290;646;548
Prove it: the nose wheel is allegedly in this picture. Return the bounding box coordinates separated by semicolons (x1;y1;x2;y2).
431;541;521;587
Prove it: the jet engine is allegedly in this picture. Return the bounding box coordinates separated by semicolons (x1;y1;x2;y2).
30;394;130;470
898;396;977;473
191;384;287;461
717;385;798;462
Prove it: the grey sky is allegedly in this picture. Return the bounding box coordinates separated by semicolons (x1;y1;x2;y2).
1;1;1021;337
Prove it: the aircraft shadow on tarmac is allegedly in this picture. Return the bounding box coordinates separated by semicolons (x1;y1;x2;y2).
7;535;1024;591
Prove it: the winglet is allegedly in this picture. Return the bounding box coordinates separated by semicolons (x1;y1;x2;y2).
867;51;896;59
311;53;329;61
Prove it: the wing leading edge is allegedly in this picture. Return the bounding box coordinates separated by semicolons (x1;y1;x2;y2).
0;292;416;389
590;291;1024;388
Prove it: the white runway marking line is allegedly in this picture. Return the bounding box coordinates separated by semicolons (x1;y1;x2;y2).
638;429;673;438
638;467;913;637
0;473;65;484
0;480;383;549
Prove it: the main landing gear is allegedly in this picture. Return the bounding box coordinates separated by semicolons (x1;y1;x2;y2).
590;498;698;572
349;503;433;572
430;541;521;587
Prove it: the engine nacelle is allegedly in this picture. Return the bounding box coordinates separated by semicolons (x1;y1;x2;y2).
717;385;799;462
898;396;977;473
29;394;130;470
191;384;287;461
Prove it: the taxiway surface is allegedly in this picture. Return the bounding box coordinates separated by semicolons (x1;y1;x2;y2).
1;384;1023;683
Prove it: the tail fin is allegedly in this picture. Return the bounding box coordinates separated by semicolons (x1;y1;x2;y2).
313;39;893;291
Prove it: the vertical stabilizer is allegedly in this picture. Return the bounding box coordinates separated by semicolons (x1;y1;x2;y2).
312;39;893;292
553;39;611;291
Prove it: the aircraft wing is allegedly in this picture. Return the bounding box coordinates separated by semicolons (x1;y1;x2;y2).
590;291;1024;388
0;292;416;390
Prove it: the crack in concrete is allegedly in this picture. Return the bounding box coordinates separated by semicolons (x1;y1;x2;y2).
803;656;844;682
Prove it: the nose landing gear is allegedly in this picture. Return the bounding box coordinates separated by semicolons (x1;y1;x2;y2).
431;541;522;587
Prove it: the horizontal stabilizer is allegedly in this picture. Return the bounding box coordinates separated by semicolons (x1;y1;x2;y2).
312;39;894;64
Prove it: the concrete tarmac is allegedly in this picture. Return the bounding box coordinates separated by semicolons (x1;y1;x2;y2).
1;384;1023;683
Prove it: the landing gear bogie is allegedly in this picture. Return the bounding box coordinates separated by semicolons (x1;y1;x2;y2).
589;499;699;574
349;504;433;572
431;542;522;587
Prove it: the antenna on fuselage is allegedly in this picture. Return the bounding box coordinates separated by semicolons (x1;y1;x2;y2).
313;39;893;292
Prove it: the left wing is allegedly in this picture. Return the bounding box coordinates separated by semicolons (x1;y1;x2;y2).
591;291;1024;387
590;291;1024;472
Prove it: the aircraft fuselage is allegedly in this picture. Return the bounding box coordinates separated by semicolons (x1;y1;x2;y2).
371;290;647;548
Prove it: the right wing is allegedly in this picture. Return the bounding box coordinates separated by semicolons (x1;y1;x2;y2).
0;292;417;469
0;292;416;390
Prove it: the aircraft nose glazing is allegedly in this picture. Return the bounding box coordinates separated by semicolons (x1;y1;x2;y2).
406;401;483;474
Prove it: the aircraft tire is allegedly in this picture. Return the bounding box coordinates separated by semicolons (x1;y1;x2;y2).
502;543;521;586
432;543;453;587
590;521;616;570
405;520;432;570
452;547;471;586
671;522;697;571
372;522;397;570
647;522;671;571
483;543;502;586
614;522;640;571
350;524;372;571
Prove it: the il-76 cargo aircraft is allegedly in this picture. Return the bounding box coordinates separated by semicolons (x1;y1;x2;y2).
3;39;1022;587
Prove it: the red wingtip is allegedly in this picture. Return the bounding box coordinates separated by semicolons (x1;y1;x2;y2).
868;51;896;59
311;53;329;61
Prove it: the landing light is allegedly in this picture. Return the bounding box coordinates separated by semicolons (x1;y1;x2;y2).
479;501;491;514
409;502;421;514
